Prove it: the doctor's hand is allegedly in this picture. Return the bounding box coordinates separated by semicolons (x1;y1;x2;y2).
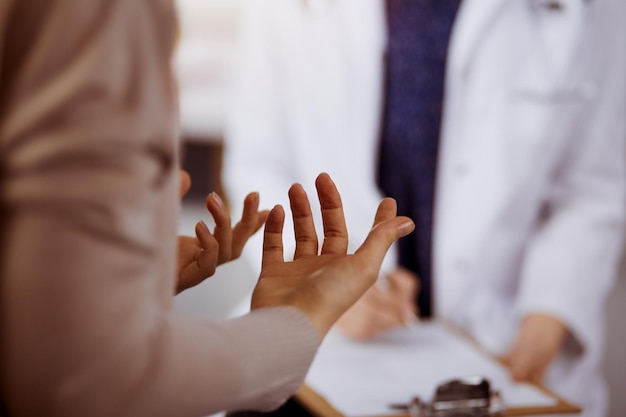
505;314;568;383
334;266;419;341
251;173;415;338
176;170;269;294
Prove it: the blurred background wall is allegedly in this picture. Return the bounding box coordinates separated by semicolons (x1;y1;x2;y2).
174;0;243;141
173;0;244;203
171;2;626;416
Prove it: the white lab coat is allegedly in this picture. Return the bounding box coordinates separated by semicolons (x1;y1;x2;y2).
223;1;626;416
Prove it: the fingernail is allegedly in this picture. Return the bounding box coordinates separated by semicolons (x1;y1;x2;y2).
198;220;210;234
397;220;415;237
210;192;225;209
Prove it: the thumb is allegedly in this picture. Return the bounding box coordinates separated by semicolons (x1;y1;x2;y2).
355;215;414;275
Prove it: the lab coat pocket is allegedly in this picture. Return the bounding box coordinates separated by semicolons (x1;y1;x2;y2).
506;92;588;185
514;0;596;102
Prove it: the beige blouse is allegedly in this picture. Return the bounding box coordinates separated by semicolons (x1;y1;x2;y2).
0;1;319;416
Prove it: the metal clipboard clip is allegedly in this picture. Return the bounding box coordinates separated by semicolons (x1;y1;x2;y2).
389;376;505;417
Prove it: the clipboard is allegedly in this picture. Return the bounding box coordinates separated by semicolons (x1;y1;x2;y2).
294;320;581;417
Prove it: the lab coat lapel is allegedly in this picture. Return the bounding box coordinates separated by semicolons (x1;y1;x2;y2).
447;0;509;80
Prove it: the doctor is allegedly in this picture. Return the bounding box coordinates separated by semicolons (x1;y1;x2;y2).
223;0;626;416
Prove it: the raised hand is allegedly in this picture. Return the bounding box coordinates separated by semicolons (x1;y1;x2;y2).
176;170;269;293
251;173;415;338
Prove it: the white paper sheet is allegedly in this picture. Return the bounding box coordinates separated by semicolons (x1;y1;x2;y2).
305;321;557;416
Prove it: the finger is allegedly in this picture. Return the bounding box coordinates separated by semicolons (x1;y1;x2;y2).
176;236;201;293
231;192;270;259
179;170;192;199
354;209;415;278
289;183;319;259
262;205;286;267
315;173;348;255
372;197;398;228
177;221;219;291
195;220;219;257
205;192;233;264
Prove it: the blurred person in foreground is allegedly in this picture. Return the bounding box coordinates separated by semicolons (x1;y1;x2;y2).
0;2;415;417
223;0;626;415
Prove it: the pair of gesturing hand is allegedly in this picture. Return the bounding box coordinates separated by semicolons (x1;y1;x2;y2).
176;170;568;381
175;171;415;337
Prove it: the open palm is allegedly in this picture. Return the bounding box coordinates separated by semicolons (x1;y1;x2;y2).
251;173;415;337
